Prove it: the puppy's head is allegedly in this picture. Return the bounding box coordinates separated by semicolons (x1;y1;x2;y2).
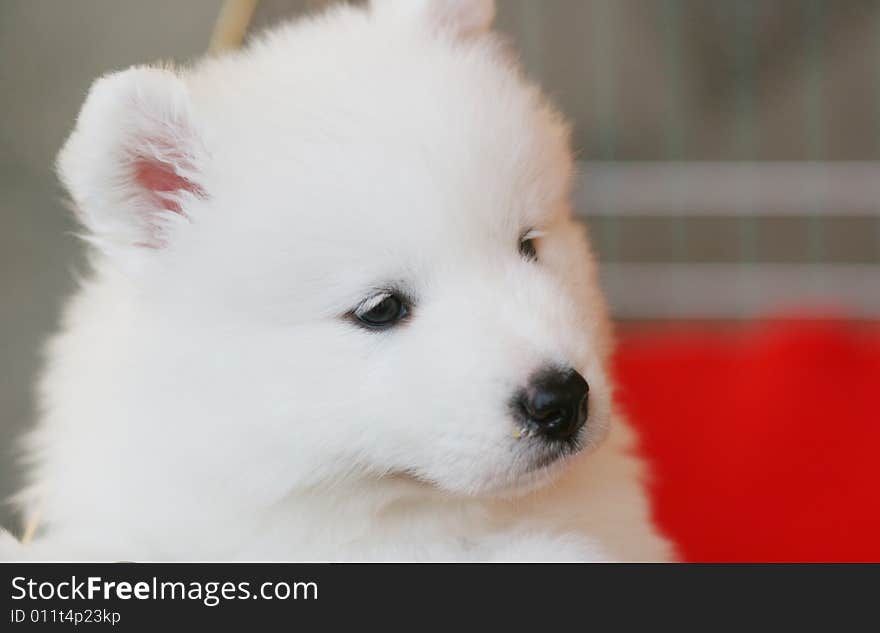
57;0;614;499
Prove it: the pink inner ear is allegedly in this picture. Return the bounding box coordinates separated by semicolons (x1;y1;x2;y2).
133;158;202;214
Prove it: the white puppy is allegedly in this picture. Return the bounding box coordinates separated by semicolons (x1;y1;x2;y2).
3;0;673;561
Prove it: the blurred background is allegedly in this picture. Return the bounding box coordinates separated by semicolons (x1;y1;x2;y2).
1;0;878;555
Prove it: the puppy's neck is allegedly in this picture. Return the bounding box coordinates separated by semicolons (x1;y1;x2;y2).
245;477;494;560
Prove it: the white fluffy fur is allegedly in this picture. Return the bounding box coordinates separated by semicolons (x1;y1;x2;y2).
2;0;673;561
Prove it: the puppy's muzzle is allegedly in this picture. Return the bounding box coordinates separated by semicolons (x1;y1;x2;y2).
514;366;589;441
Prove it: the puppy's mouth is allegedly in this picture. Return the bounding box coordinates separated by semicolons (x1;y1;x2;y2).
463;426;586;498
516;429;585;474
382;435;585;499
505;404;612;491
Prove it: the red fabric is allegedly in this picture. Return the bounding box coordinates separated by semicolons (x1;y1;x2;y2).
614;320;880;562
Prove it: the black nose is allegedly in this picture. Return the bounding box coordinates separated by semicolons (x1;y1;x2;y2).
518;367;589;440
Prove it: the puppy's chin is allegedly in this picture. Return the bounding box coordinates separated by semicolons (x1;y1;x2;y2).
423;437;584;500
478;420;611;499
487;459;572;499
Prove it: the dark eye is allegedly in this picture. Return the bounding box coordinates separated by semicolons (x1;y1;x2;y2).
519;230;540;261
353;292;408;329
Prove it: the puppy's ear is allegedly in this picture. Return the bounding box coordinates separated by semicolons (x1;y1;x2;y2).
374;0;495;39
57;66;208;257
